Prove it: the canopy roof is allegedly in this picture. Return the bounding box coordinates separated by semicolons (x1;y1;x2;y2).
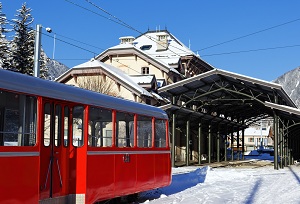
158;68;299;131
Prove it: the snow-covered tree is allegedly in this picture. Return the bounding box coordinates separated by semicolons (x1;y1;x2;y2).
0;3;11;69
10;3;34;75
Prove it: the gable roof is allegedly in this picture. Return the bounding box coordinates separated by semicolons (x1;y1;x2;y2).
96;43;180;75
95;30;213;77
56;59;152;98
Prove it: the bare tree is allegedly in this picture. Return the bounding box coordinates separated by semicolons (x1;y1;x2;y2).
76;73;119;97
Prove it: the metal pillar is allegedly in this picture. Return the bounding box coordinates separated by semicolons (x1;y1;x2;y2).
242;127;245;160
217;129;220;162
34;24;42;78
237;126;240;160
198;122;202;165
186;120;190;166
171;96;176;167
280;127;283;168
224;131;227;162
283;122;288;167
231;129;234;161
274;111;279;170
208;124;212;163
172;112;176;167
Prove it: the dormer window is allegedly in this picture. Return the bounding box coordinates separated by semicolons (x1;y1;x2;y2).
140;45;152;50
141;67;149;74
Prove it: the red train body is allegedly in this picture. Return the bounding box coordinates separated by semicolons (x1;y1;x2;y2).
0;69;171;203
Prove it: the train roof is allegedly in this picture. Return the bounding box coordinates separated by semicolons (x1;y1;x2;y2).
0;69;168;119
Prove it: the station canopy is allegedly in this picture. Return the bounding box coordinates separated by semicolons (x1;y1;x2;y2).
158;68;300;133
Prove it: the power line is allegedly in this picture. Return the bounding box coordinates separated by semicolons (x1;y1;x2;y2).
201;44;300;57
196;18;300;52
42;32;98;55
66;0;192;57
64;0;132;30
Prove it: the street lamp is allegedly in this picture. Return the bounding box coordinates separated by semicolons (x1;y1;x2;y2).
46;27;55;60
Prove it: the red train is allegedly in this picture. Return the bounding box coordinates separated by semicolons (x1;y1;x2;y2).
0;69;171;203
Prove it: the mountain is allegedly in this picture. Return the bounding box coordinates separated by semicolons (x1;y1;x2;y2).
41;50;69;80
45;57;69;80
273;66;300;108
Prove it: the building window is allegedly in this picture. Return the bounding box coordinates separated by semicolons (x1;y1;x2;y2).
141;67;149;74
248;138;254;142
140;45;152;50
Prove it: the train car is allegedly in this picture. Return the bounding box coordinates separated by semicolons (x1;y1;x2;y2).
0;69;171;204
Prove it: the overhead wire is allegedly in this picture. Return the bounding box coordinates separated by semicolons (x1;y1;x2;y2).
196;18;300;52
201;44;300;57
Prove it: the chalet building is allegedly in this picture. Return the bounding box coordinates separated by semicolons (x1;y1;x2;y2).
56;30;213;106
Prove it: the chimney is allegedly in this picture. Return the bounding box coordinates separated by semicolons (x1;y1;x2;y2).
156;33;169;51
119;36;135;44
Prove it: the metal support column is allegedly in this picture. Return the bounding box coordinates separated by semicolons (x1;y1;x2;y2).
274;111;279;170
217;128;220;162
242;127;245;160
231;128;234;161
34;24;42;78
237;126;240;160
224;131;227;162
171;96;176;167
172;112;176;167
208;124;212;163
280;127;283;169
186;119;190;166
198;122;202;165
283;123;288;167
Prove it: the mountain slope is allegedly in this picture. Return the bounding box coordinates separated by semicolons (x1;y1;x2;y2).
273;66;300;108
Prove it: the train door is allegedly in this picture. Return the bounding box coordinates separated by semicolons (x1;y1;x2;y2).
39;100;70;202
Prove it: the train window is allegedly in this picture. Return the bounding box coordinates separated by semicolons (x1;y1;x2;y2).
72;106;84;147
155;119;167;147
88;106;112;147
137;115;152;148
64;107;69;146
44;103;51;146
116;111;134;147
0;90;37;146
54;105;62;146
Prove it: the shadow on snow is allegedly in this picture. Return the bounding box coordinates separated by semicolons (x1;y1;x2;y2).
139;166;208;201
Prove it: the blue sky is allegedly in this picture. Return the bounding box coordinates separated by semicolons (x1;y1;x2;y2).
2;0;300;81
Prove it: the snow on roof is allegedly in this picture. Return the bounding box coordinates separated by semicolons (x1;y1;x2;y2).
106;43;181;75
130;75;155;84
243;126;271;137
133;30;195;66
101;30;198;76
73;59;153;97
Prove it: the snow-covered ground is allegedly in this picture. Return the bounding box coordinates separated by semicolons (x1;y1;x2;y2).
139;160;300;204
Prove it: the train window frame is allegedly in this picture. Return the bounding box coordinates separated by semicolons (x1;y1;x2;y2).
88;106;113;148
137;115;152;148
116;111;134;148
72;105;84;147
54;104;62;147
154;119;167;148
0;90;37;147
43;103;51;147
63;106;70;147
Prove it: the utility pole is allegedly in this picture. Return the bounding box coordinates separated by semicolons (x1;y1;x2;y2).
33;24;42;77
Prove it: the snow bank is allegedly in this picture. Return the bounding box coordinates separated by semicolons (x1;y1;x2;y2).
139;166;208;202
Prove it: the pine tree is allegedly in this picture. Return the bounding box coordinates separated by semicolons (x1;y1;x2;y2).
39;50;48;79
10;3;34;75
0;3;11;69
